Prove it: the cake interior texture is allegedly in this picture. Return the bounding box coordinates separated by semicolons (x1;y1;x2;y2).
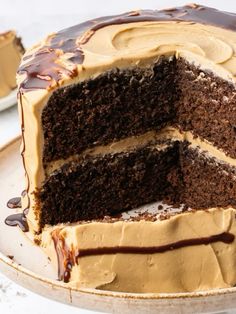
37;56;236;229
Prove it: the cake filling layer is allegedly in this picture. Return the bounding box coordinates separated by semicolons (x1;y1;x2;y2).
46;126;236;177
45;130;168;175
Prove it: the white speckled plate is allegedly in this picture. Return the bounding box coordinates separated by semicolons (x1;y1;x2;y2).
0;89;17;112
1;137;236;313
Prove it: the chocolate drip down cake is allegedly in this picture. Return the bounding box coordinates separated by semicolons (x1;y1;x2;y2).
16;4;236;292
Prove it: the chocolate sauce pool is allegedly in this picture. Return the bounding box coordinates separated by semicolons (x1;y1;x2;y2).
7;197;21;209
5;195;29;232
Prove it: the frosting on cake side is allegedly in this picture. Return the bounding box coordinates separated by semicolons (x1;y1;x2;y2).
41;207;236;293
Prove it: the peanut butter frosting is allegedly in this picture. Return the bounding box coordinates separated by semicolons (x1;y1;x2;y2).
17;4;236;94
41;207;236;293
0;30;24;98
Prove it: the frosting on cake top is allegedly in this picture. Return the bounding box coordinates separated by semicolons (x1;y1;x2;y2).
18;4;236;95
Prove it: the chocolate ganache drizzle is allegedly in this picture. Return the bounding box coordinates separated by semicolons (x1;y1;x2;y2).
76;232;235;257
5;192;29;233
52;229;75;282
18;4;236;92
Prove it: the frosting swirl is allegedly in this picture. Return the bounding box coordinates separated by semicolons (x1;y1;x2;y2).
17;4;236;93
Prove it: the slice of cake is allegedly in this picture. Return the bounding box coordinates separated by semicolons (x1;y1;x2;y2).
0;30;24;98
13;4;236;292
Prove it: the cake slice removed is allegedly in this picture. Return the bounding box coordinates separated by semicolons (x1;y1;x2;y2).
41;205;236;293
0;30;24;98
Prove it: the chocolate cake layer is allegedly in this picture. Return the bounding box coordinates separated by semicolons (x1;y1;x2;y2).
180;143;236;209
42;57;177;164
176;59;236;159
38;141;181;227
42;57;236;167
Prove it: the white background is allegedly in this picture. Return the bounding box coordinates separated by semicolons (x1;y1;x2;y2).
1;0;236;313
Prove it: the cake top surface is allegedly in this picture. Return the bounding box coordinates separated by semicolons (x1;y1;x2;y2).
17;4;236;97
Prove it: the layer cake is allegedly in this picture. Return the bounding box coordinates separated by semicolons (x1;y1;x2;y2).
15;4;236;292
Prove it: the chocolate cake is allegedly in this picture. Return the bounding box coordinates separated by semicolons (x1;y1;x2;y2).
0;30;24;98
14;4;236;292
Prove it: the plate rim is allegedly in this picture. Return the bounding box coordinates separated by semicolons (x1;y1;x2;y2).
1;136;236;301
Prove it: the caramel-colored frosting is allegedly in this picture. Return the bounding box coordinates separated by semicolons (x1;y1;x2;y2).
41;207;236;293
0;31;24;98
18;5;236;234
17;4;236;94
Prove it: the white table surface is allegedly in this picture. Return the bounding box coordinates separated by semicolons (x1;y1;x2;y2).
1;0;236;313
